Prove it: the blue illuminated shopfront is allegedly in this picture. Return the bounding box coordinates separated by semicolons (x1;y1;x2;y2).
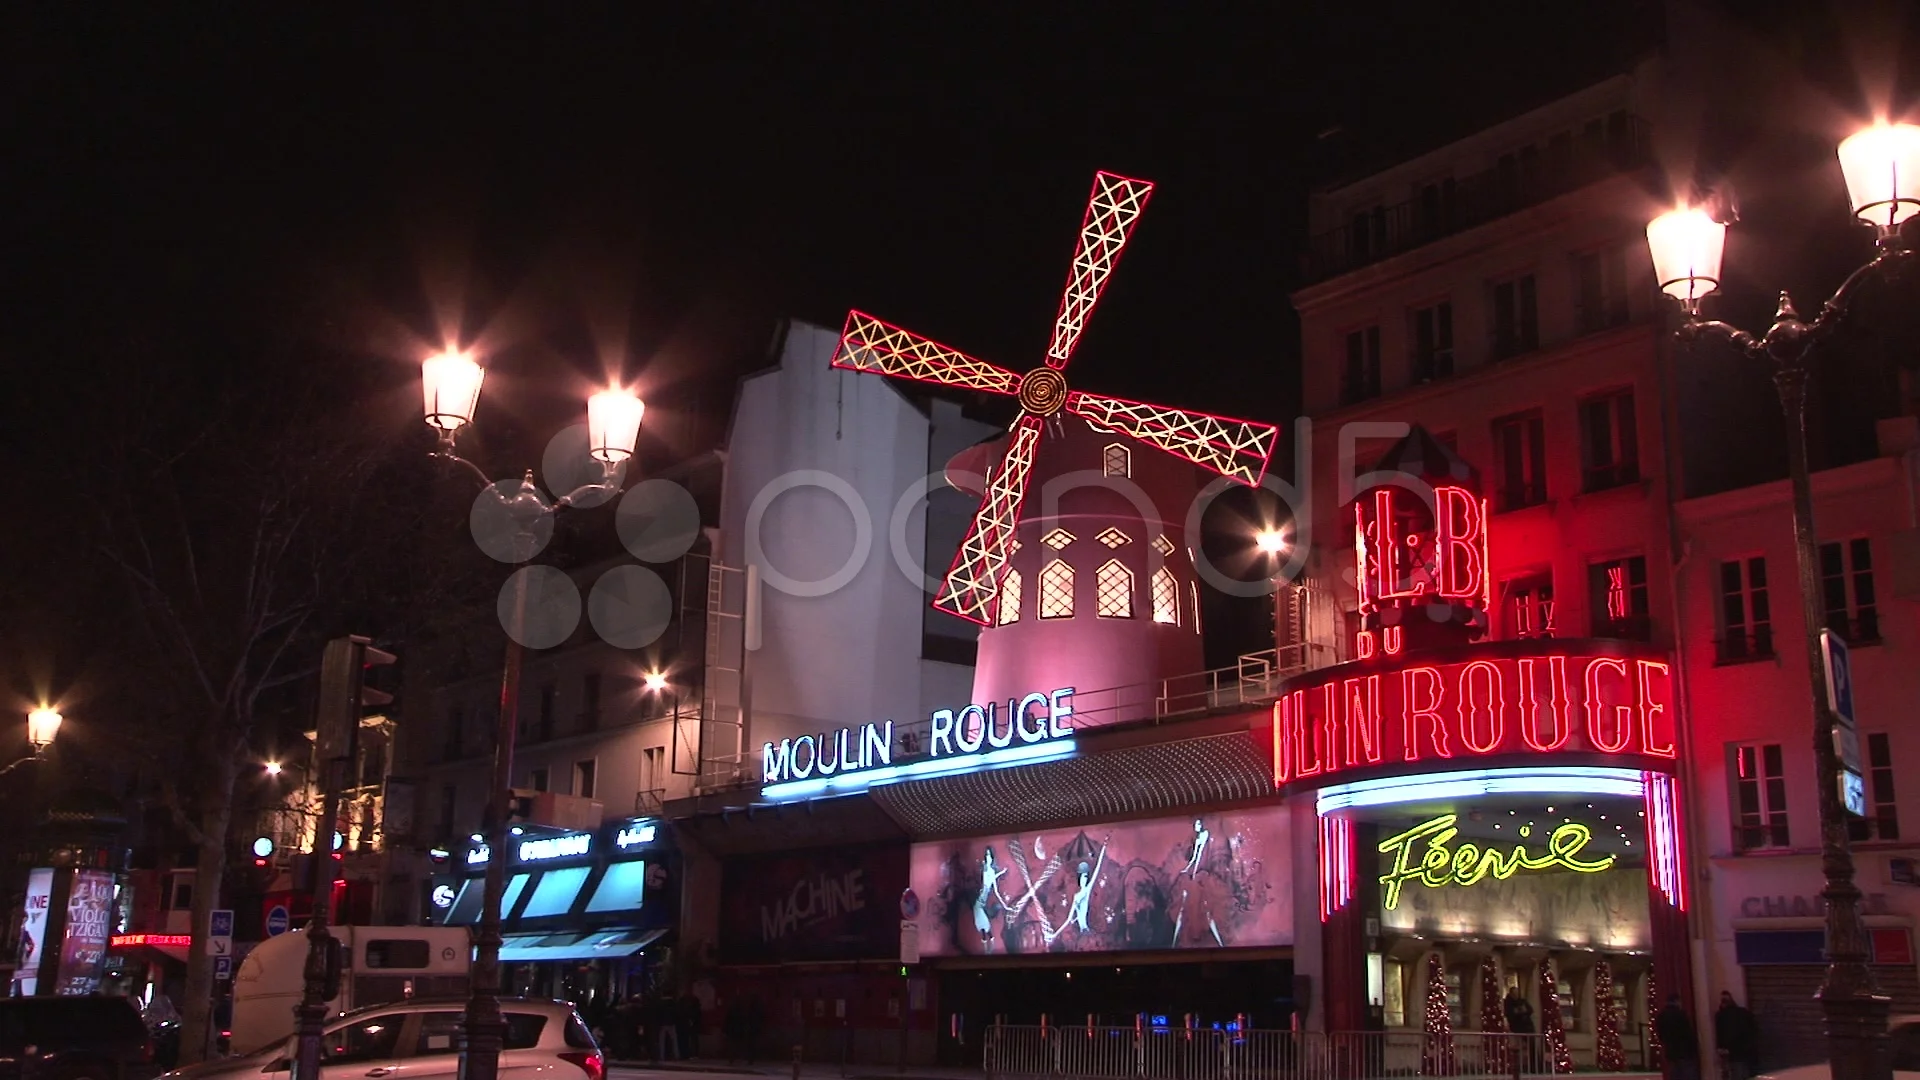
431;816;676;1000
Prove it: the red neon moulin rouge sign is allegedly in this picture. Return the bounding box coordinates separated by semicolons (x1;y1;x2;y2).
1270;641;1677;788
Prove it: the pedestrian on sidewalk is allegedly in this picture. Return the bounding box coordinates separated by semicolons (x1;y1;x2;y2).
1656;994;1701;1080
1714;991;1759;1080
678;991;702;1060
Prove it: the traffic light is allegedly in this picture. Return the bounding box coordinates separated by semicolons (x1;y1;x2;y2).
314;635;397;764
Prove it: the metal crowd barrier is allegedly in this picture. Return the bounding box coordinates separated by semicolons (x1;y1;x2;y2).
983;1023;1595;1080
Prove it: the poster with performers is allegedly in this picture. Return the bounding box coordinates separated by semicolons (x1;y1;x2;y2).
13;868;54;995
908;807;1291;956
55;870;116;995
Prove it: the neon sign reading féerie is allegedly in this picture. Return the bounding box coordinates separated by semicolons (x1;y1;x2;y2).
1377;814;1616;910
1269;642;1676;788
761;688;1075;786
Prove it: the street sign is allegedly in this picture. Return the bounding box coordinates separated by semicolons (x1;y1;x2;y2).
1821;629;1857;727
1841;769;1869;817
1834;725;1863;774
210;908;234;957
214;956;233;981
265;905;291;937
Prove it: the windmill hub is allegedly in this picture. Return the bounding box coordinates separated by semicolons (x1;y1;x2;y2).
1018;367;1069;416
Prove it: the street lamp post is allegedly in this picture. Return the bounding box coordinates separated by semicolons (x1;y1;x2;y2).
420;351;644;1080
1645;121;1919;1080
0;708;64;777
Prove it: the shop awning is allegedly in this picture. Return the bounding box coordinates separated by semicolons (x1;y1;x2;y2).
498;927;666;962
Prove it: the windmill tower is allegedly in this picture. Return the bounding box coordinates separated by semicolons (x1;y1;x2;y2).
831;172;1279;721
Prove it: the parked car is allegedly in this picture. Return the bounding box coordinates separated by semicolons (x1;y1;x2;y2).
0;995;156;1080
1757;1013;1920;1079
158;997;601;1080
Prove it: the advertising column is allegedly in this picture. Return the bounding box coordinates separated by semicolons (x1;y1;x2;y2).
12;869;54;996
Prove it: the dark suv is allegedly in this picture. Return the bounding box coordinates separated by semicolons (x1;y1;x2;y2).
0;996;154;1080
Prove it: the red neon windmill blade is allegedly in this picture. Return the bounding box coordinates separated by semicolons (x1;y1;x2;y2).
829;170;1281;625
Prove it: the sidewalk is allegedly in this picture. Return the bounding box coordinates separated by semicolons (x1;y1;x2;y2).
606;1058;982;1080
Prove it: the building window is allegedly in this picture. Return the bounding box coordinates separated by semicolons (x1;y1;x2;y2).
1039;560;1075;619
1491;273;1539;360
582;671;601;732
997;568;1022;625
444;707;465;759
1096;527;1130;549
1096;560;1134;618
170;879;193;912
574;760;598;801
1849;733;1899;843
641;746;667;802
1574;245;1632;334
1502;574;1555;640
1152;534;1175;558
529;767;550;793
1411;301;1454;383
1718;557;1773;663
1343;326;1382;404
1732;743;1790;851
1580;388;1639;492
1821;538;1879;644
1589;555;1650;640
536;683;556;742
1492;410;1547;511
1102;443;1130;478
1042;527;1075;550
1152;568;1179;625
1349;205;1387;262
438;784;457;839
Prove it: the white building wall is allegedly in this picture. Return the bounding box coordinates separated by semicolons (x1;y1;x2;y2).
718;321;992;769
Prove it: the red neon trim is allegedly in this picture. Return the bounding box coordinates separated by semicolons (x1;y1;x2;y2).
1342;675;1384;767
1637;660;1676;757
1401;665;1450;760
1356;630;1377;659
1045;172;1155;371
1584;657;1635;753
1271;697;1293;786
1354;502;1372;613
1456;660;1506;754
1383;625;1404;656
110;934;191;947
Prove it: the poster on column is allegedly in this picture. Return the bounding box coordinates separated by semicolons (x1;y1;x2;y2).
908;806;1292;957
55;870;117;995
13;868;54;996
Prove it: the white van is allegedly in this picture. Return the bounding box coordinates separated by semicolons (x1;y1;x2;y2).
230;926;471;1055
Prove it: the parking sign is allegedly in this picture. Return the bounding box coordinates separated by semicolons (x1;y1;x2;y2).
214;955;233;981
1821;629;1856;727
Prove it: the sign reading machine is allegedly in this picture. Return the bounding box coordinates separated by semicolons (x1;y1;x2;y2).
761;687;1077;798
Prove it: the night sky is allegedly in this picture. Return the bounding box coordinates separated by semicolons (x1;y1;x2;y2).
4;1;1877;714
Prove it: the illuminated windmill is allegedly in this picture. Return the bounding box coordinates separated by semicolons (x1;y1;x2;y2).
832;171;1280;625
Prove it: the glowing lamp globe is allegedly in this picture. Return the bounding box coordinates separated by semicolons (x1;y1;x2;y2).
422;351;484;432
641;671;669;693
587;389;645;464
1645;208;1726;309
1255;530;1289;555
1838;123;1920;230
26;708;61;752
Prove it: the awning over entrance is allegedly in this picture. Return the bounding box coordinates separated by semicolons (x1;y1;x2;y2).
498;927;665;962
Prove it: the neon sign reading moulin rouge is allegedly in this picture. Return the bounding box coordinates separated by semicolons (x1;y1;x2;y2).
1272;645;1676;787
762;687;1076;785
1378;813;1616;909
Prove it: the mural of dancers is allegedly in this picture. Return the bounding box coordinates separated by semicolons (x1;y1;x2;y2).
912;807;1291;957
